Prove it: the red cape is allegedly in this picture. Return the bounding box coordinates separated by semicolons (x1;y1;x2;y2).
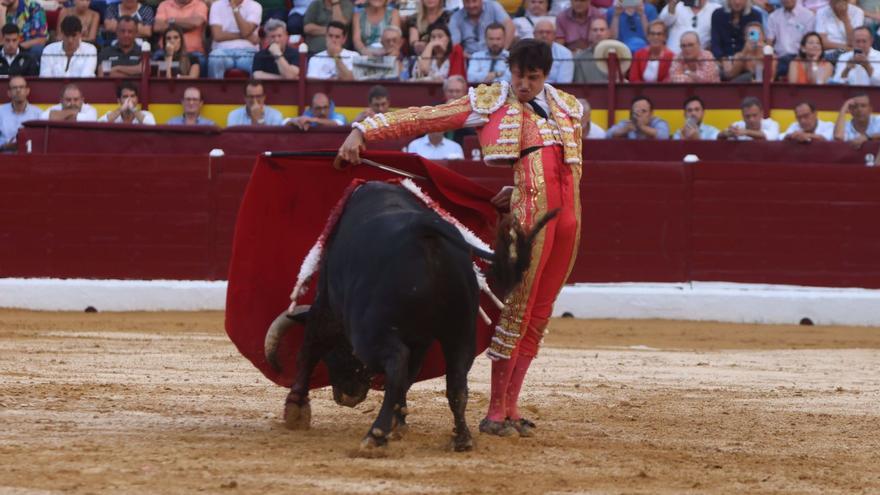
225;151;500;389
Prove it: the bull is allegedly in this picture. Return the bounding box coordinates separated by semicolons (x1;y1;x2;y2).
264;181;554;452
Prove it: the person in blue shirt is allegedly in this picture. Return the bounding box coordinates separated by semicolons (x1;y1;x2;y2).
607;95;670;139
466;22;511;83
0;76;43;151
607;0;658;53
226;80;284;126
166;87;216;126
284;92;347;129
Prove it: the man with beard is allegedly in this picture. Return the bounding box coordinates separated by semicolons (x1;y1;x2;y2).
468;23;511;83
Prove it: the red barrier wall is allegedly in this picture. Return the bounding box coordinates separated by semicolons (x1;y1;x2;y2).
2;153;879;288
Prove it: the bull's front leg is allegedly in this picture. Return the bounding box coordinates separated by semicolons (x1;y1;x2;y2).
361;343;410;450
285;335;328;430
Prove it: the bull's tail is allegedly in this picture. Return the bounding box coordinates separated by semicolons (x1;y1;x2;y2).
264;305;310;373
488;209;559;299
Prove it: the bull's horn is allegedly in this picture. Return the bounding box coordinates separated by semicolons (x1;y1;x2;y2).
264;305;311;373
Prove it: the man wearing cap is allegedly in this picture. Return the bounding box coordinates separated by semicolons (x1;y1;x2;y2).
337;39;584;439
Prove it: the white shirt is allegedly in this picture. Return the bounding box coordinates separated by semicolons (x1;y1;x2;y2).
98;110;157;125
585;121;605;139
512;14;555;40
407;135;465;160
832;48;880;86
40;103;98;122
843;114;880;140
730;118;781;140
548;42;574;84
3;47;19;65
642;60;660;82
658;1;720;54
209;0;262;51
306;49;358;79
40;41;98;78
815;4;864;46
781;119;834;140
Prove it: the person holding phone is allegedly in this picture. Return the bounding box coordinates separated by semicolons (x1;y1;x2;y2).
673;96;719;140
607;0;657;52
722;21;776;81
606;95;670;139
831;26;880;85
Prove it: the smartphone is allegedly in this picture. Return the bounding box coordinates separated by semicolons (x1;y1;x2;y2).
747;30;760;42
621;0;640;8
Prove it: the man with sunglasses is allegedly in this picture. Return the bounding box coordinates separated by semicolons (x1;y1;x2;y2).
657;0;718;54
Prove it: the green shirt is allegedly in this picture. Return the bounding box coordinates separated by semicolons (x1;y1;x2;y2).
303;0;353;55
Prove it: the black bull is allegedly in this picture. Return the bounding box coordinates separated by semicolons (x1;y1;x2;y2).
265;181;555;451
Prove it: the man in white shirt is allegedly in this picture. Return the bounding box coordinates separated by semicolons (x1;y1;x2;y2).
674;95;720;140
41;83;98;122
98;82;156;124
533;19;574;83
815;0;864;51
782;101;834;142
577;98;605;139
206;0;262;78
657;0;719;54
718;96;780;141
833;93;880;146
306;20;356;80
831;26;880;86
40;16;98;78
407;132;465;160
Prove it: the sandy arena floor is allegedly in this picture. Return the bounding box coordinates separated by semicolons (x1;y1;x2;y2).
0;309;878;494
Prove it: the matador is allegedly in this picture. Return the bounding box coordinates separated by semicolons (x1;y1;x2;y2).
336;39;583;438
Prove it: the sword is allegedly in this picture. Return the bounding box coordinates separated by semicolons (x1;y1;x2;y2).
262;151;428;181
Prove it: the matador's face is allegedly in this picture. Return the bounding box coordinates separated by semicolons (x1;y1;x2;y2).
510;67;547;103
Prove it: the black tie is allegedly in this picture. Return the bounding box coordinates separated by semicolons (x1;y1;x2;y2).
528;99;549;120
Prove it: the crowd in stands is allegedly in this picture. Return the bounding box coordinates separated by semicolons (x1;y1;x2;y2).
3;0;880;82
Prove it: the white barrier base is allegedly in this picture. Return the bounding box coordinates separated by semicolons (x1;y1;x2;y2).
1;278;879;326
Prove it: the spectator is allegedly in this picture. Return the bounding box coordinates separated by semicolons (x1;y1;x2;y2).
861;0;880;35
98;81;156;124
207;0;261;78
658;0;719;55
442;74;476;145
353;84;390;123
156;26;200;77
1;23;38;76
608;0;657;53
376;25;407;78
405;0;450;56
0;76;41;151
302;0;353;56
711;0;762;59
577;97;606;138
468;22;511;82
287;0;310;35
815;0;863;51
0;0;47;55
556;0;602;53
57;0;99;43
411;24;457;80
449;0;514;56
353;0;400;55
285;92;347;129
227;80;283;126
572;17;609;82
833;93;880;145
718;96;780;140
831;26;880;85
673;96;719;139
98;16;144;77
104;0;154;39
513;0;554;40
533;18;573;83
166;86;215;125
766;0;814;74
722;21;777;81
607;95;670;139
153;0;209;66
40;16;97;77
252;18;300;79
628;20;673;81
40;83;98;121
788;31;833;83
668;31;720;81
782;101;834;141
306;20;356;80
407;132;465;159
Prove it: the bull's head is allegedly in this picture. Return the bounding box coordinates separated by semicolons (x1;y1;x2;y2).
323;344;372;408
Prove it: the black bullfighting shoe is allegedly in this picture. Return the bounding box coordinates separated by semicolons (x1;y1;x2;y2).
479;417;517;437
507;418;536;438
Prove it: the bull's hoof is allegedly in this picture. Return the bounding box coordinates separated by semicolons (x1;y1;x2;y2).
452;432;474;452
359;428;388;450
283;402;311;430
388;423;408;441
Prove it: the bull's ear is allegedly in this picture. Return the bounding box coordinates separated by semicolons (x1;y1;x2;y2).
287;305;311;325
